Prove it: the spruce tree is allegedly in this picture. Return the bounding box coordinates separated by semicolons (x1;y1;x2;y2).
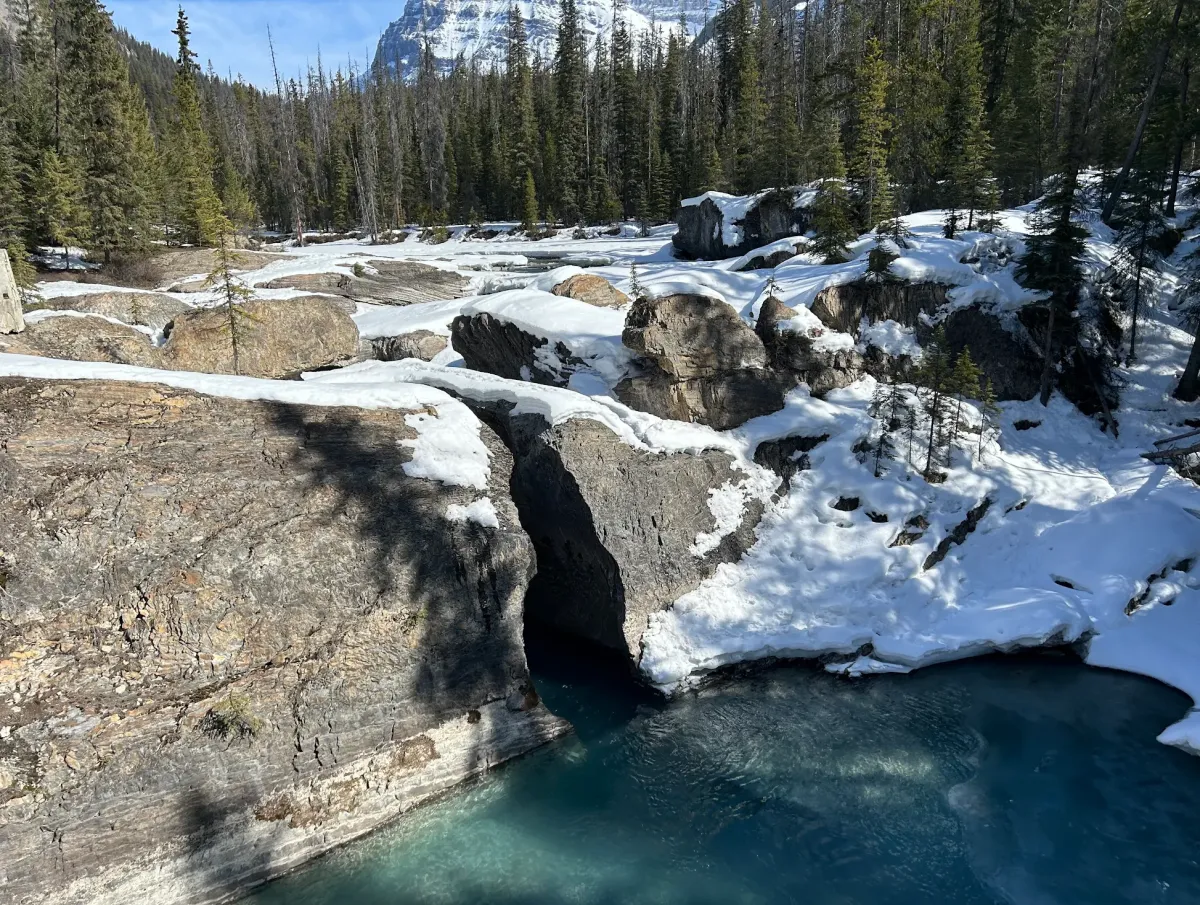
1110;167;1168;363
914;326;955;479
555;0;586;224
31;148;88;269
167;7;223;246
810;110;856;264
61;0;153;262
0;114;36;287
849;38;894;232
204;213;257;375
942;0;999;231
1015;168;1088;405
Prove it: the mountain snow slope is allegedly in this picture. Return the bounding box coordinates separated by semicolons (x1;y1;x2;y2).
375;0;715;75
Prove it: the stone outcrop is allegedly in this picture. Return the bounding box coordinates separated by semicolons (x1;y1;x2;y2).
0;248;24;334
616;294;792;429
615;370;796;431
0;378;569;905
935;305;1042;401
672;189;810;260
480;410;766;660
810;279;950;334
755;295;864;397
261;260;469;306
551;273;629;308
27;291;190;331
622;293;768;377
161;296;360;379
0;315;160;367
452;312;582;386
372;329;450;362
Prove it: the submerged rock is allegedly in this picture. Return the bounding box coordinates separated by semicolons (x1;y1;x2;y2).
0;378;568;905
162;296;360;379
0;314;160;366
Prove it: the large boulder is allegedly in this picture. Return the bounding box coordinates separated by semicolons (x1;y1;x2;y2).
0;378;568;905
372;329;450;362
615;370;797;431
672;188;811;261
1;248;24;334
0;314;160;367
482;410;768;661
811;279;950;334
623;294;768;378
262;260;469;306
551;273;629;308
161;296;360;379
27;291;190;331
452;312;582;386
616;293;790;428
756;295;865;396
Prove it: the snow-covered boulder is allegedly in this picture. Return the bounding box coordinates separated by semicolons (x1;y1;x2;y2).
162;296;360;379
0;375;568;905
756;295;865;397
810;278;951;334
551;273;630;308
0;313;160;367
673;188;812;260
450;290;632;388
372;329;450;362
28;290;190;331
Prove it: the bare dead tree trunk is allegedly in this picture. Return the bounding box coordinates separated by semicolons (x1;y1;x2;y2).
1101;0;1185;223
269;28;305;247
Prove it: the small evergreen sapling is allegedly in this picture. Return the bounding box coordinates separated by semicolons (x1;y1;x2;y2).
204;215;259;376
628;261;644;300
977;378;1001;457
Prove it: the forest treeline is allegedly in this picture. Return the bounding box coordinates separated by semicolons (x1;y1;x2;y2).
0;0;1195;263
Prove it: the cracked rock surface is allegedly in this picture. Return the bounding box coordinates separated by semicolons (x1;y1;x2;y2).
0;378;567;905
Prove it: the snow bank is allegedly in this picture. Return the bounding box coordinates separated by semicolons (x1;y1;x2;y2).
445;498;501;529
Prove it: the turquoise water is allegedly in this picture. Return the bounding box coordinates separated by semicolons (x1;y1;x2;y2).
248;639;1200;905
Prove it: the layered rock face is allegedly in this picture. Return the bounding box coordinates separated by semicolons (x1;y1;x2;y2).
261;260;469;306
479;410;766;660
372;329;450;362
161;296;361;379
0;379;568;905
0;315;160;367
28;291;190;331
616;294;794;429
756;295;865;396
810;279;949;334
0;249;24;334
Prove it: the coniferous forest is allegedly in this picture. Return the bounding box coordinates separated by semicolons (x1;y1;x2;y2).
0;0;1196;276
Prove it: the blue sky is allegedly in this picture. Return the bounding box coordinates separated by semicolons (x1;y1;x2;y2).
107;1;398;87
